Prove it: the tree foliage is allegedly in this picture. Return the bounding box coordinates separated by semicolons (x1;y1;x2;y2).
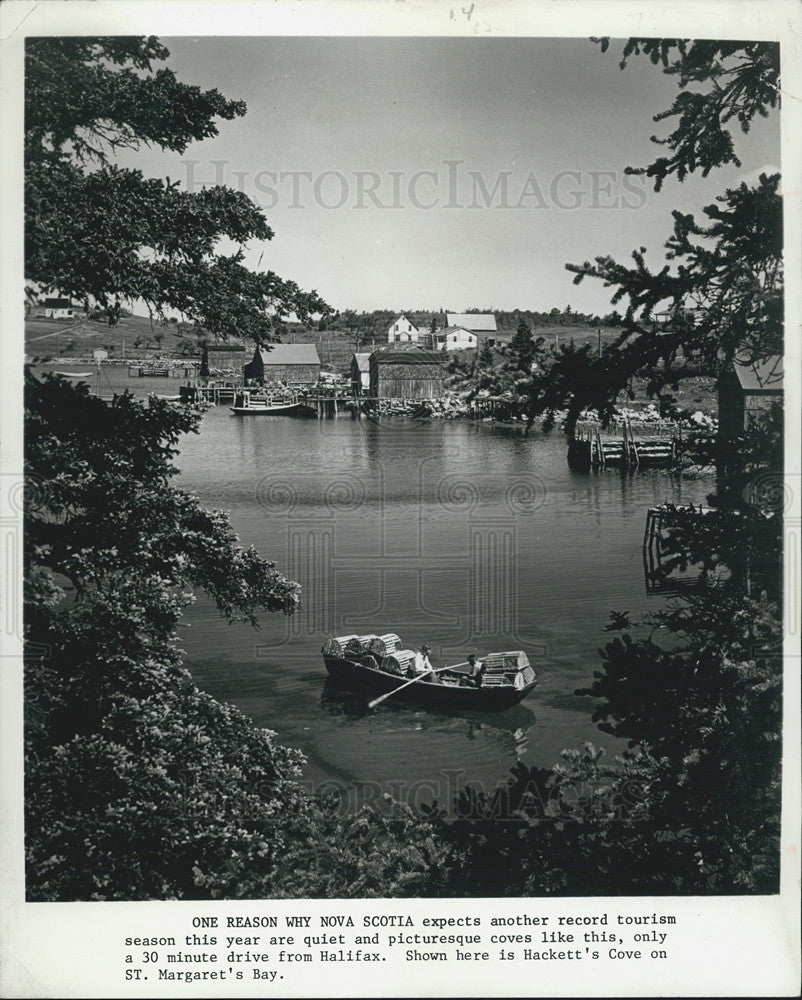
509;318;536;371
25;37;328;338
603;39;780;189
23;37;323;901
24;376;307;899
564;173;781;419
540;39;783;428
477;339;495;368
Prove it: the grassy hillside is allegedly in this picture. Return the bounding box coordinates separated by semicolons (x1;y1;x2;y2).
25;314;353;369
25;314;203;361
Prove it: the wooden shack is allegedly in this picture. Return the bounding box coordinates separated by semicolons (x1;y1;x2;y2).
244;343;321;385
351;353;371;395
199;343;248;376
368;348;444;400
717;354;783;441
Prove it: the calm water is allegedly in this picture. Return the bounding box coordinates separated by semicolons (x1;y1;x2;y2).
41;366;714;803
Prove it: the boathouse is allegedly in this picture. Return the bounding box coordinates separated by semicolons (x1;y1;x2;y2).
350;353;371;395
244;343;321;385
199;343;248;376
368;348;444;399
717;354;783;442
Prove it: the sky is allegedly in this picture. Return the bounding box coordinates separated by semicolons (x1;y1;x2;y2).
122;36;780;316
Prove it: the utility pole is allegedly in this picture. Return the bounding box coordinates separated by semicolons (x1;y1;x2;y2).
597;326;602;359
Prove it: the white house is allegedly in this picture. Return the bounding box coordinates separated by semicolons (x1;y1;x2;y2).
387;314;421;344
433;326;478;351
38;297;76;320
446;312;497;334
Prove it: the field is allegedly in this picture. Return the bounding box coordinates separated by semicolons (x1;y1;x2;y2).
24;314;355;369
25;314;198;361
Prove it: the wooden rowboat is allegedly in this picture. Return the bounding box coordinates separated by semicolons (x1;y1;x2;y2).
322;653;537;711
230;400;307;415
230;390;308;415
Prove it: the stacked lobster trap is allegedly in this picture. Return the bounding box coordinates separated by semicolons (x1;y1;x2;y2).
479;650;534;689
321;633;414;675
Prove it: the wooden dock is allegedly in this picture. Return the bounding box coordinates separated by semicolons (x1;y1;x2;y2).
180;382;240;404
129;364;196;378
569;417;680;470
304;391;356;418
181;381;365;416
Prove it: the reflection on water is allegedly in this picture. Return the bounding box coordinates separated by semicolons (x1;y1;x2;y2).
172;405;712;796
35;366;714;799
320;676;536;735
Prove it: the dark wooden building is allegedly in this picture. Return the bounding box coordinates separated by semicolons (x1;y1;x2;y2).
368;349;444;399
350;353;371;395
717;355;783;441
199;343;248;375
244;343;321;385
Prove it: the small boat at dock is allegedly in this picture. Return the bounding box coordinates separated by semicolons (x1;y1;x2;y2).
230;390;308;415
321;635;537;711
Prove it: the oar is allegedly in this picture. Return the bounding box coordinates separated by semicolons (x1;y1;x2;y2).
367;662;471;710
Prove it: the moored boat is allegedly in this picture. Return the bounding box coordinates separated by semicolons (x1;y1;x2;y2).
321;636;537;711
230;390;307;415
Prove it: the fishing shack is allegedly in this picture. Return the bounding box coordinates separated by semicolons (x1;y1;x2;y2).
350;353;371;395
199;343;249;376
717;354;783;442
368;348;445;400
244;343;322;386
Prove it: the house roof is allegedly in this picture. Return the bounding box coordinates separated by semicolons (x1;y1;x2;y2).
42;297;73;308
353;353;371;371
435;326;476;338
446;312;497;331
733;354;783;393
388;314;418;330
371;350;443;365
206;343;247;353
255;343;321;366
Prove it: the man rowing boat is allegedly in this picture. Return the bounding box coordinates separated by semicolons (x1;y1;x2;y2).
408;644;441;683
465;654;486;687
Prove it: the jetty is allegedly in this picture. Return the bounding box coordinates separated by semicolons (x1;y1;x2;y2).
569;417;680;470
180;381;240;405
128;363;197;378
179;380;363;416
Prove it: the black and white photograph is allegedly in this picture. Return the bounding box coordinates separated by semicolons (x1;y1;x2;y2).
1;0;800;996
